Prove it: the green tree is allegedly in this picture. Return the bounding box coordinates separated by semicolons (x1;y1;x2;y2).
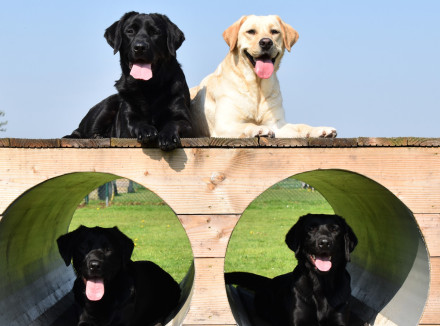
0;111;7;132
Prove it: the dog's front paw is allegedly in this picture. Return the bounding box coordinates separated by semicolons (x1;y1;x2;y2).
244;125;275;138
308;127;337;138
158;130;181;151
134;124;158;143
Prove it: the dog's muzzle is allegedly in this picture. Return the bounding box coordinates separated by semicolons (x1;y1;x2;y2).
244;50;279;79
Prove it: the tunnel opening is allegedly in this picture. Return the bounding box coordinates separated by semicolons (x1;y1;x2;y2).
225;169;430;326
0;172;194;326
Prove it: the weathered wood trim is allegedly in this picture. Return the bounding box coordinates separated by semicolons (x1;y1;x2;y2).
1;137;440;149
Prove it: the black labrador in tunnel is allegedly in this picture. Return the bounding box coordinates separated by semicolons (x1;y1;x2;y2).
57;225;181;326
225;213;358;326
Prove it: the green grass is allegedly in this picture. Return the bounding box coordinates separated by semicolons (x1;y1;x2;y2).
70;180;333;282
225;187;333;278
70;190;192;283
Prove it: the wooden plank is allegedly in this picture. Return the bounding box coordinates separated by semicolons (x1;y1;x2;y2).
420;257;440;324
209;137;259;147
415;214;440;257
181;138;212;147
308;137;358;147
110;137;257;148
9;138;60;148
109;138;214;148
109;137;213;148
60;138;110;148
1;147;440;215
357;137;408;146
183;258;236;325
109;138;140;148
408;138;440;147
178;215;240;258
0;138;10;147
2;137;440;148
258;137;309;147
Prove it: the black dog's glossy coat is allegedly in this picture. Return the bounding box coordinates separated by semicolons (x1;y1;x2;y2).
57;225;181;326
64;12;193;151
225;214;358;326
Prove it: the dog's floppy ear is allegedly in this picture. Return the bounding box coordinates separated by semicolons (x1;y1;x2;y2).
223;16;248;51
57;225;86;266
344;223;358;262
104;11;138;55
157;14;185;57
285;215;306;254
336;215;358;262
275;16;299;52
110;227;134;265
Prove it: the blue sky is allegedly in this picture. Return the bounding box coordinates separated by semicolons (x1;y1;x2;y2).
0;0;439;139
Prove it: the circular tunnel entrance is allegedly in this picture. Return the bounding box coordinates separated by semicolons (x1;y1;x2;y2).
226;169;430;326
0;172;194;326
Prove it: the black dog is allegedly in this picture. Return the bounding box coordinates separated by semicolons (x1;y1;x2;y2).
225;214;358;326
64;12;194;151
57;225;181;326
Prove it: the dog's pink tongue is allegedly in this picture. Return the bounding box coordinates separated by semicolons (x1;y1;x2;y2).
130;63;153;80
315;257;332;272
254;58;274;79
86;279;105;301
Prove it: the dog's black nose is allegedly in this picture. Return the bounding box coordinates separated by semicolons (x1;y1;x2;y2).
259;38;273;50
133;42;147;54
318;238;332;249
89;260;101;271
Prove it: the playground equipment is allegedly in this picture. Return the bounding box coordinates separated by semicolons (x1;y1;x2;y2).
0;137;439;325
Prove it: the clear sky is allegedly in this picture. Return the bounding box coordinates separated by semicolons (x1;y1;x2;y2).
0;0;439;139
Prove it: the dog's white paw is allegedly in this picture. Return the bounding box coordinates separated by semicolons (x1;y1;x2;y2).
308;127;337;138
244;125;275;138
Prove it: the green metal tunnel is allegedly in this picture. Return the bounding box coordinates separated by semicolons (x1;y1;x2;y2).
0;169;430;325
294;170;429;325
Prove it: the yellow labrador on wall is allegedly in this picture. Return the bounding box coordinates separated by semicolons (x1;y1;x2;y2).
190;15;337;138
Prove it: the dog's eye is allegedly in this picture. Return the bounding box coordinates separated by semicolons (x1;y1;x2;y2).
330;224;340;232
307;225;318;232
271;29;280;35
126;29;135;35
148;27;161;36
246;29;256;35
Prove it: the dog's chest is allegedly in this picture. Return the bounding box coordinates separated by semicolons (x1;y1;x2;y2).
244;87;282;124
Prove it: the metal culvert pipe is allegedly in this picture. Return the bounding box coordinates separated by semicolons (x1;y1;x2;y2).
227;169;429;326
0;172;193;326
296;169;429;325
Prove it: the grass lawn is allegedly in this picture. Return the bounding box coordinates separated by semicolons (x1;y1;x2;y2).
226;187;334;278
69;188;193;283
70;180;333;282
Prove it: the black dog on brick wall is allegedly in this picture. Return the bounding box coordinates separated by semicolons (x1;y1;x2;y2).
57;225;181;326
225;214;358;326
64;12;194;151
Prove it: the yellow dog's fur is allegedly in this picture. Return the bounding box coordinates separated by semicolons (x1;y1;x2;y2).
191;15;337;138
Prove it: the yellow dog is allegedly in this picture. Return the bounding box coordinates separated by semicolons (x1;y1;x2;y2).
191;15;337;138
